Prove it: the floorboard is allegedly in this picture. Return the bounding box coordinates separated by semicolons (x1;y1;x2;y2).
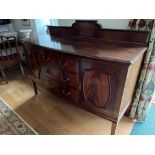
0;69;135;135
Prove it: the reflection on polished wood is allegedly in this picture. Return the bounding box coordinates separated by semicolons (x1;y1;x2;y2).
0;71;135;135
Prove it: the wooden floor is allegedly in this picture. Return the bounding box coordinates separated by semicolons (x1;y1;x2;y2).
0;69;135;135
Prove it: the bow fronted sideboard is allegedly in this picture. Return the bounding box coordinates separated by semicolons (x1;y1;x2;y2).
21;20;150;134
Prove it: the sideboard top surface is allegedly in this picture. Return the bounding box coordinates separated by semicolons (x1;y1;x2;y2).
21;20;150;65
22;34;147;65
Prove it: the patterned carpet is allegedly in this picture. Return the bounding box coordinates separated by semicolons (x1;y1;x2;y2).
0;98;37;135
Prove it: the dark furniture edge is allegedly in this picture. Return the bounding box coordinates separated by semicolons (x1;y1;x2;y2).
47;20;150;46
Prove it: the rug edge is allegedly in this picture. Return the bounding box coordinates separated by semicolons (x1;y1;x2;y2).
0;97;38;135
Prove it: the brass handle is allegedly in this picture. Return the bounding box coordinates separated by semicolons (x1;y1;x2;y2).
46;57;50;62
61;76;69;82
62;89;70;96
59;60;68;67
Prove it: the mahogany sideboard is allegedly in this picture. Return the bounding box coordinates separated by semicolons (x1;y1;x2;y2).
21;20;150;134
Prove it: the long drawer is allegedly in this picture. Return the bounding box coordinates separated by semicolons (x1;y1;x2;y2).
45;50;78;73
61;54;78;73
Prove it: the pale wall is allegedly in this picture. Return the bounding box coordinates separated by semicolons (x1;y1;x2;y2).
58;19;130;29
11;19;131;44
11;19;130;38
11;19;130;60
0;23;14;32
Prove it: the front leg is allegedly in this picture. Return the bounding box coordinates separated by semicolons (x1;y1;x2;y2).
32;80;38;95
111;122;117;135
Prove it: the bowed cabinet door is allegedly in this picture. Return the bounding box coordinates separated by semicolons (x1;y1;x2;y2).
79;58;122;119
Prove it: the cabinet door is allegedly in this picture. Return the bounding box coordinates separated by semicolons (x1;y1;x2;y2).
79;58;122;115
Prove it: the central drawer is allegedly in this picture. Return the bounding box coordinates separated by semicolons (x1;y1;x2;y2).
61;72;79;89
40;64;79;89
46;51;61;64
61;54;78;73
45;51;78;74
39;50;80;104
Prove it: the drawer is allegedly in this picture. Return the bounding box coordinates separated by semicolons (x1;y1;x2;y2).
46;51;61;64
61;72;79;89
40;63;62;82
60;55;78;73
43;79;61;94
40;63;79;89
61;87;79;104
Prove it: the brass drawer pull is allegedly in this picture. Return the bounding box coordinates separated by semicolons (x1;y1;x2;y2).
61;76;69;82
59;60;68;67
62;89;70;96
46;57;50;62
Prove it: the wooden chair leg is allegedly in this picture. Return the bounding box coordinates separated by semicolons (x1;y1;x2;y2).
111;122;117;135
32;80;38;95
0;69;8;84
19;61;25;77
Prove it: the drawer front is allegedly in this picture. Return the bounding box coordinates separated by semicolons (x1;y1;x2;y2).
40;63;79;89
47;81;59;93
60;55;78;73
45;52;78;73
42;79;61;94
46;51;61;64
40;63;62;82
61;72;79;89
61;86;79;104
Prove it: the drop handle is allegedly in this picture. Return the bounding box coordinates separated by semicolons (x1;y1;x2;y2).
62;89;70;96
59;60;68;67
61;76;69;82
46;57;50;62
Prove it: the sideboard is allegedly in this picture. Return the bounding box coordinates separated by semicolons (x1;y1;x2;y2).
21;20;150;134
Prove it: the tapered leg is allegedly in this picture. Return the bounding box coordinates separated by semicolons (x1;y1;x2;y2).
111;122;117;135
19;61;25;77
0;69;8;84
32;80;38;95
